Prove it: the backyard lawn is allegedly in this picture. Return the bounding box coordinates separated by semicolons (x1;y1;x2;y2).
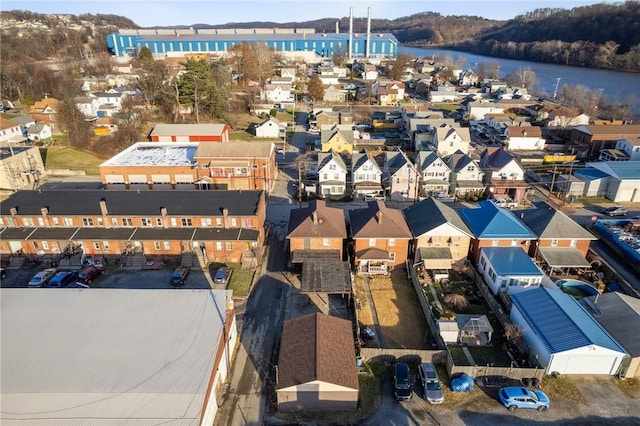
40;146;104;175
368;269;430;349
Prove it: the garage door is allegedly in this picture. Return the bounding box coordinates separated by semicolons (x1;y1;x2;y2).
551;354;618;375
105;174;124;183
128;174;147;184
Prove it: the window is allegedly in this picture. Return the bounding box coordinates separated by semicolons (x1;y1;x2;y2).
480;257;486;268
492;239;499;247
64;217;74;226
181;218;192;226
93;242;100;250
156;218;163;227
42;241;49;250
52;217;59;226
164;241;170;250
23;218;34;227
33;241;39;249
216;242;223;251
388;252;395;262
83;218;94;226
369;238;376;247
511;239;517;247
201;218;212;227
141;218;152;227
154;241;161;250
37;217;44;227
242;218;253;227
216;217;223;227
551;239;558;247
103;241;110;250
231;218;237;227
323;238;330;246
111;218;118;227
97;217;103;226
389;238;396;247
570;239;577;247
122;218;133;226
225;242;232;250
252;164;258;169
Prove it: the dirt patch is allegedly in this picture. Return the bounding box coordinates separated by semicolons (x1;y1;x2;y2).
368;269;429;349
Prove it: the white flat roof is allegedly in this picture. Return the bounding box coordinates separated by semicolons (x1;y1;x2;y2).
100;142;198;167
1;288;232;425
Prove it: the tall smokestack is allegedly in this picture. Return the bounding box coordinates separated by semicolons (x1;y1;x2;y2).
348;7;353;60
366;7;371;59
336;21;339;34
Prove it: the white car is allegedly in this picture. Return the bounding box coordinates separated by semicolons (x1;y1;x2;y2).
364;193;386;202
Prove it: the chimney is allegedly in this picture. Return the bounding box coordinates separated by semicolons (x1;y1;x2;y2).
376;210;383;224
222;208;229;228
161;207;168;228
40;207;50;228
348;7;353;60
99;198;108;216
9;207;17;217
366;7;371;59
312;211;318;224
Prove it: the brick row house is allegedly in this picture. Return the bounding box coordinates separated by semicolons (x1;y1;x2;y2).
0;190;266;265
99;141;277;193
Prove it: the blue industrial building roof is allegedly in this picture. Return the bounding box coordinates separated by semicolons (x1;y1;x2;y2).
600;161;640;179
458;201;536;239
574;168;610;181
511;288;628;355
481;247;542;276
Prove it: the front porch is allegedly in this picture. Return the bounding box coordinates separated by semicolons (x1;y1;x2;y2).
356;247;391;275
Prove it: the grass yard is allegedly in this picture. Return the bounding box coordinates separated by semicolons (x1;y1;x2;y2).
368;269;429;349
40;146;104;175
542;375;587;404
617;377;640;398
225;263;254;297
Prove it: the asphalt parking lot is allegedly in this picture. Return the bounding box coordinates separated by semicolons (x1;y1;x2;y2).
2;263;216;290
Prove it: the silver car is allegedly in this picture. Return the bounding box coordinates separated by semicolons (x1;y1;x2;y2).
27;268;57;288
418;362;444;404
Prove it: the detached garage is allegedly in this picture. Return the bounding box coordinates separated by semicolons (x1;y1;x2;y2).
276;313;359;411
510;287;628;375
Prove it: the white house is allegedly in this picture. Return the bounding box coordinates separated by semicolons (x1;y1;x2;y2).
599;138;640;161
510;287;628;375
351;151;383;198
467;102;505;121
0;288;237;425
318;151;348;197
0;116;26;144
91;92;124;109
362;64;378;81
434;125;471;156
261;83;294;104
507;125;546;150
477;247;544;295
253;117;283;138
27;123;52;141
74;96;99;117
416;151;451;195
584;161;640;202
319;74;340;85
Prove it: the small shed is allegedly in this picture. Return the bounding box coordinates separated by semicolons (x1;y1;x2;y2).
437;320;459;344
456;314;494;346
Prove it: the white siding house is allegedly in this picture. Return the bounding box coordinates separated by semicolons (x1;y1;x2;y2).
477;247;544;295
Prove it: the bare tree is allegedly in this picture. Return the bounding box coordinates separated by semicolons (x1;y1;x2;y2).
504;322;525;344
443;293;469;312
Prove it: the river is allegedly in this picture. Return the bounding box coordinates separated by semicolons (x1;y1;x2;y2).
400;46;640;114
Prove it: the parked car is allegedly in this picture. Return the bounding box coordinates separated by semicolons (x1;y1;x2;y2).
45;271;78;288
499;386;550;411
602;206;628;217
393;362;412;401
364;193;386;202
492;197;519;209
76;266;103;285
418;362;444;404
213;267;232;285
170;266;190;286
275;147;285;155
28;268;57;288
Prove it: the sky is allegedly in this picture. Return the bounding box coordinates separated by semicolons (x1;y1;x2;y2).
3;0;612;27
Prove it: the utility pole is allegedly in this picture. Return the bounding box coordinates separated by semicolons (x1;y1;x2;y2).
547;163;558;203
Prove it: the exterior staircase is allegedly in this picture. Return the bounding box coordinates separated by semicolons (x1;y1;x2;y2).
180;251;205;270
6;256;25;270
119;252;147;270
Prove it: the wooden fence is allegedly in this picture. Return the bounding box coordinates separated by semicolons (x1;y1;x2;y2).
446;350;544;381
360;348;448;365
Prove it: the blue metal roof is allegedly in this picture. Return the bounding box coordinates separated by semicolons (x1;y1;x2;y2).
481;247;542;276
602;161;640;179
574;168;609;181
511;288;628;354
459;201;536;239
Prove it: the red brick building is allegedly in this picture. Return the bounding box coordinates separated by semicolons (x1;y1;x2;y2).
287;200;346;263
150;123;230;142
0;190;266;265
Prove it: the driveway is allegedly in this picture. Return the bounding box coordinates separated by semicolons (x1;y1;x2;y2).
96;268;213;289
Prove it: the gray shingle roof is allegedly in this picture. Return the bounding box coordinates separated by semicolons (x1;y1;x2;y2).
403;197;472;238
0;190;263;217
517;202;596;239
